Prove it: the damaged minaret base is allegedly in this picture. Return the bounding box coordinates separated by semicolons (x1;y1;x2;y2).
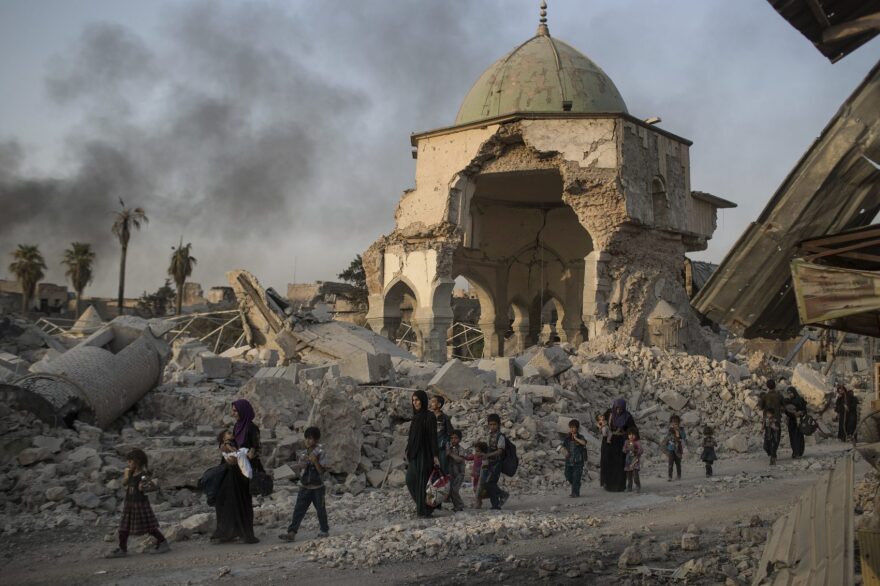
14;316;171;428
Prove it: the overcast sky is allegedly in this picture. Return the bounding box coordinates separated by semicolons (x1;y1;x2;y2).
0;0;877;299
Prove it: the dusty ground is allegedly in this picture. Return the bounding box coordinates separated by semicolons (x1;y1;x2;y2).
2;441;864;586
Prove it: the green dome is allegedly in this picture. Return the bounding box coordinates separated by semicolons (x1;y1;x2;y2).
455;30;628;125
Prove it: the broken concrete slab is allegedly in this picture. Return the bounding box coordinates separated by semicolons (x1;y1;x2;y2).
299;364;340;386
581;361;627;379
339;352;391;385
68;305;104;336
170;338;210;371
307;384;363;475
219;345;251;359
195;352;232;379
517;384;559;402
274;464;296;481
525;346;573;378
658;389;689;411
791;364;832;410
427;359;486;400
725;433;749;453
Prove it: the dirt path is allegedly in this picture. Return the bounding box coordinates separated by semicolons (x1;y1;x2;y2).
3;442;862;585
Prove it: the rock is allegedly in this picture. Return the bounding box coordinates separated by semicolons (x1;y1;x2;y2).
307;385;364;474
681;411;701;427
171;338;211;370
581;361;626;379
344;473;366;496
239;377;312;431
681;532;700;551
45;486;66;501
219;345;251;359
725;434;749;453
195;352;232;379
274;464;296;481
146;446;218;487
516;384;559;402
427;359;486;400
299;364;340;386
18;447;52;466
720;388;734;401
339;352;390;384
618;545;642;568
387;469;406;487
259;348;279;366
72;491;100;509
658;390;688;411
180;512;213;534
525;347;572;378
791;364;832;410
366;469;386;488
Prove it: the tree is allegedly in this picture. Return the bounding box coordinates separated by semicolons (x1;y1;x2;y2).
61;242;96;318
168;239;197;315
111;200;148;315
337;254;368;309
8;244;46;315
136;279;175;318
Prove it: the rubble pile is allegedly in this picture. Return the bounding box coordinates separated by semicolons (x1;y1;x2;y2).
297;511;603;568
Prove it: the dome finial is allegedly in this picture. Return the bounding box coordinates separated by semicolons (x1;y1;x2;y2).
537;1;549;36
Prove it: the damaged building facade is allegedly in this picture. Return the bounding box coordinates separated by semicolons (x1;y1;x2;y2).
364;15;735;362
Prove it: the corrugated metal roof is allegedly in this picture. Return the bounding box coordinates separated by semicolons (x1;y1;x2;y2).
692;62;880;339
767;0;880;62
752;453;854;585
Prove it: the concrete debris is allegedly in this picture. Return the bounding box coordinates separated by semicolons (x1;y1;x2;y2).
581;361;627;379
170;338;210;371
791;363;832;410
195;352;232;379
427;359;486;400
338;352;391;385
307;384;364;475
68;305;104;336
524;346;572;378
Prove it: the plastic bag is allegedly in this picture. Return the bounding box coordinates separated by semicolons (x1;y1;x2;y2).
425;466;450;508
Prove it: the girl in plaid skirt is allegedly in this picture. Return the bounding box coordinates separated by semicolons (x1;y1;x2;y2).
105;449;170;558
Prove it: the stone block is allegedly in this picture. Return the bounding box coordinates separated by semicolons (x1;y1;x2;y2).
195;352;232;379
180;512;213;534
516;384;559;402
32;436;64;453
525;346;572;377
298;364;340;385
791;364;831;410
427;359;485;400
680;411;701;427
344;473;366;496
495;357;516;384
219;345;251;359
45;486;66;501
274;464;296;481
581;361;627;379
339;352;389;384
18;447;52;466
171;338;210;370
725;433;749;453
307;385;363;475
681;533;700;551
658;390;688;411
387;469;406;487
366;468;385;488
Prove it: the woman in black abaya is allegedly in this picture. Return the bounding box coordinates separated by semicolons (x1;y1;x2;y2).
211;399;262;544
603;398;637;492
405;390;440;517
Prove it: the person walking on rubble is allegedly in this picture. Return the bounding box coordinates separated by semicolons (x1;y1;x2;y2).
211;399;262;544
781;383;807;458
663;414;687;481
405;390;440;518
484;413;510;510
430;395;452;474
603;399;637;492
835;383;860;442
105;449;170;558
758;380;783;465
562;418;588;497
279;426;329;542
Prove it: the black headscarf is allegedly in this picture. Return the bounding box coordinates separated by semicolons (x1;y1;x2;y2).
406;390;438;462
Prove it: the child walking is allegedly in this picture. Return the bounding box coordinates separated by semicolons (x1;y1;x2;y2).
763;410;781;465
623;430;642;493
430;395;452;473
445;429;466;511
466;441;488;508
664;414;687;481
105;448;170;558
562;419;588;497
279;427;329;542
701;426;718;477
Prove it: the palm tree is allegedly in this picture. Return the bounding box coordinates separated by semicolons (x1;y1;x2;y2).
168;238;197;315
111;200;148;315
8;245;46;315
61;242;96;318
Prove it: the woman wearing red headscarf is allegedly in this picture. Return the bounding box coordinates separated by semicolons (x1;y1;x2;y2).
211;399;262;544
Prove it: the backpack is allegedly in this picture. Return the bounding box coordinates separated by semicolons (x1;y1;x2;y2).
501;434;519;477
